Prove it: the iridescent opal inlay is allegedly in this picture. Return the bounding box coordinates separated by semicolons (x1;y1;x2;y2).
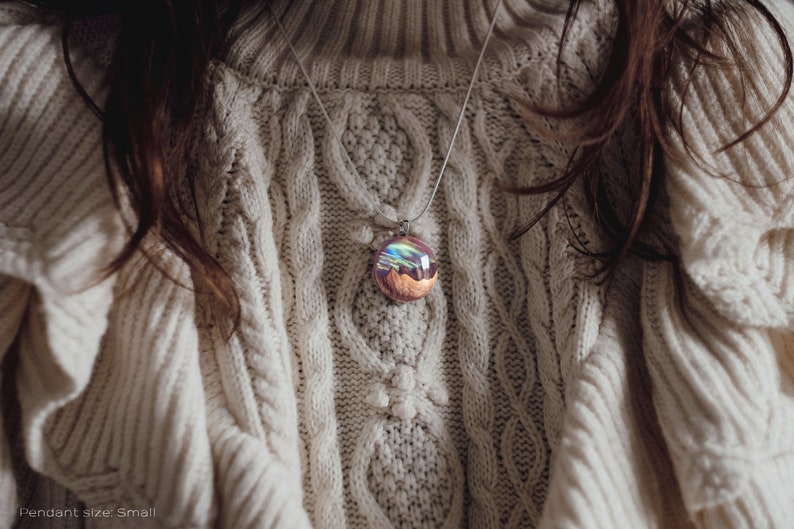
373;236;438;302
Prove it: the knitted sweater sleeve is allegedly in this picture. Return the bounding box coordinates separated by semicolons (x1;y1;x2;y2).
0;3;123;521
642;1;794;527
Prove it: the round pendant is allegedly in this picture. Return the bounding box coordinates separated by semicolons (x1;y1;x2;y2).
373;236;438;302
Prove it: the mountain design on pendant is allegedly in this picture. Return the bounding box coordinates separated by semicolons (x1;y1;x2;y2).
373;236;438;302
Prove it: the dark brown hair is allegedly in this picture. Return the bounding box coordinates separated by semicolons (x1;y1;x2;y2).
509;0;792;275
54;0;244;318
49;0;792;314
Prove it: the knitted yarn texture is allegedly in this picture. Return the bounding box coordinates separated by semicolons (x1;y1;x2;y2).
1;1;793;528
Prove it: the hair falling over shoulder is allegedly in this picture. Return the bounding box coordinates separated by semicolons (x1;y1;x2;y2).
45;0;792;319
54;0;246;323
507;0;792;278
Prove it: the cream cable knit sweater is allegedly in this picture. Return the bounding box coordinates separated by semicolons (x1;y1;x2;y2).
1;0;793;528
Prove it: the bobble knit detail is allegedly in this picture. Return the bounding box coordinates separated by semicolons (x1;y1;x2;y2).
2;1;794;529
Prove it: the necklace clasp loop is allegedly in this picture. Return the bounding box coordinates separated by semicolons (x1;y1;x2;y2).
399;220;410;236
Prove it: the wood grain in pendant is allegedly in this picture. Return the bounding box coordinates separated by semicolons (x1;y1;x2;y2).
373;236;438;302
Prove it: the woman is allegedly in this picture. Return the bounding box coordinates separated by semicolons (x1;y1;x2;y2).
1;0;792;527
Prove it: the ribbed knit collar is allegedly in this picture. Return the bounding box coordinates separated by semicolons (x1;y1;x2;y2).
222;0;571;90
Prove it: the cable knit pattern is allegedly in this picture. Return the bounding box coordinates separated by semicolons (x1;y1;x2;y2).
2;0;794;528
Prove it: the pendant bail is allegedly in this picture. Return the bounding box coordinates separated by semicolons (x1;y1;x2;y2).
399;220;410;236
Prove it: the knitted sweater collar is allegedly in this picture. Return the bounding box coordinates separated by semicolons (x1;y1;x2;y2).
222;0;571;89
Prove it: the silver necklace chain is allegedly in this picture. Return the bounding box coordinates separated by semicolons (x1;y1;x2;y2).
270;0;504;233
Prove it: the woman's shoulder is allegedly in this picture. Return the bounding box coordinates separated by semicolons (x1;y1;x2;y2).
664;0;794;328
0;1;123;291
